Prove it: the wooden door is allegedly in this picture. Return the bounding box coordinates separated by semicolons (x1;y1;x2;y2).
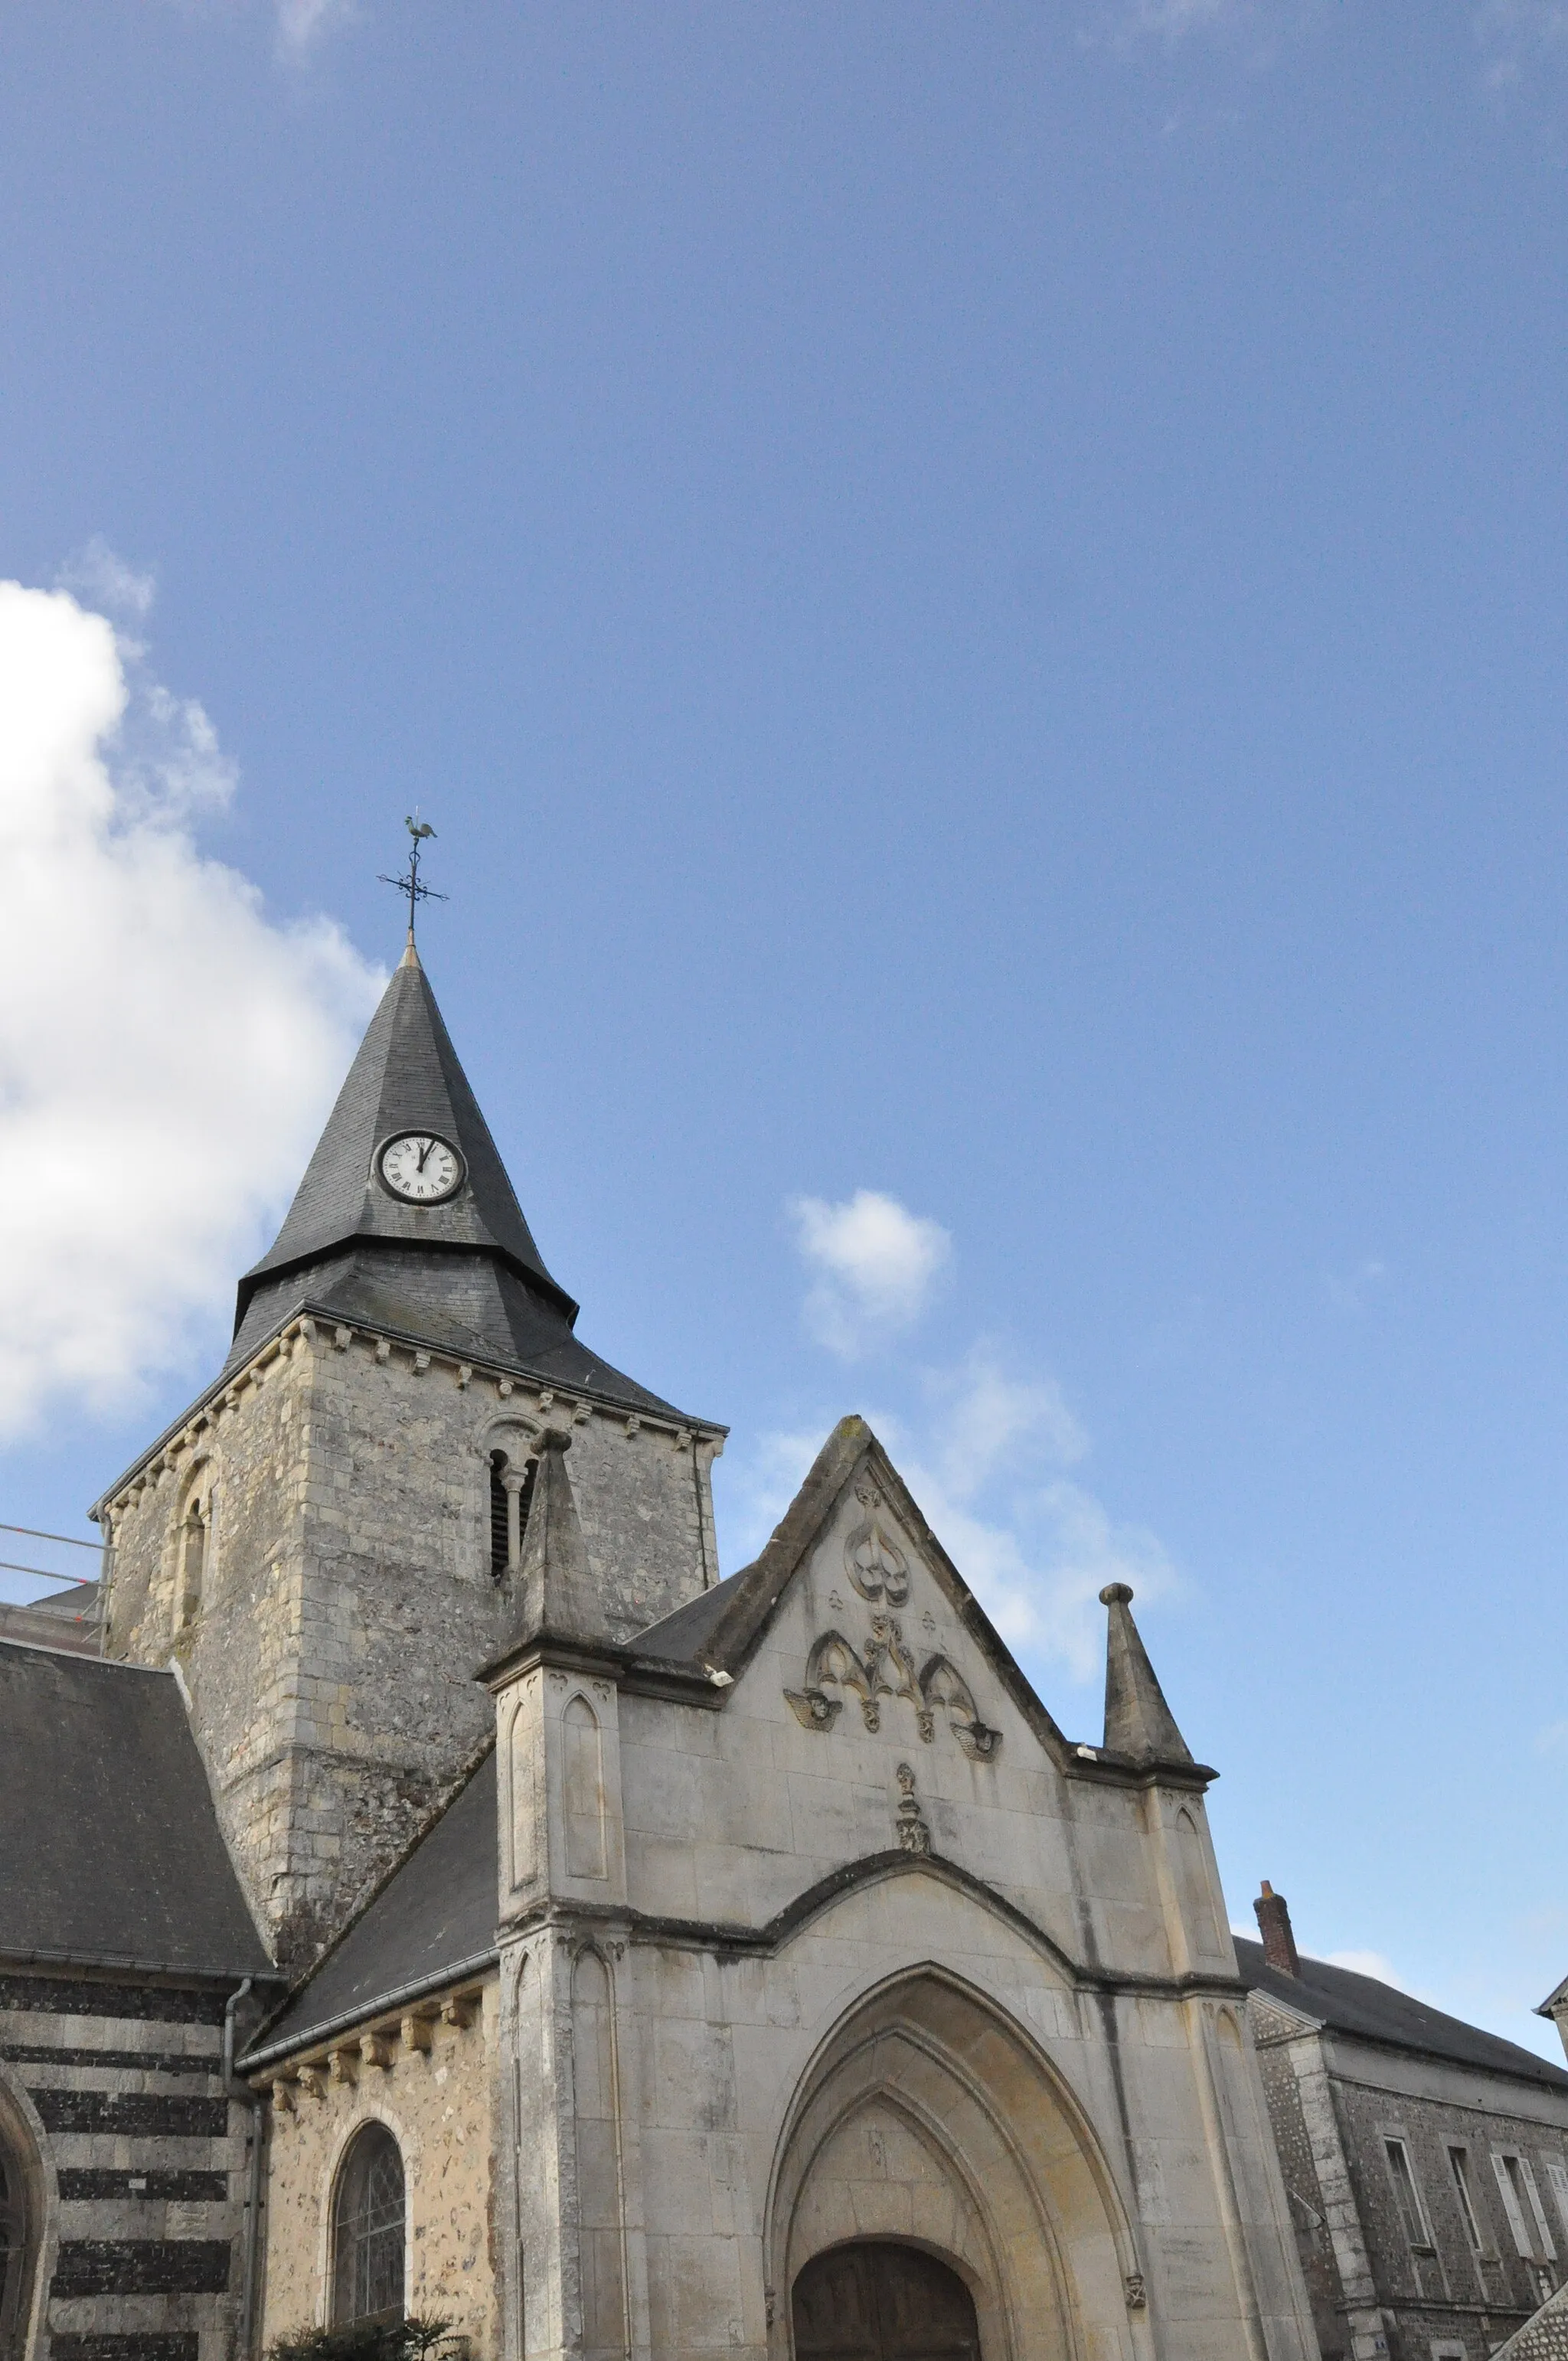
792;2242;982;2361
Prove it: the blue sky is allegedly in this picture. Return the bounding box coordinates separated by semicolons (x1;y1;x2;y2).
3;0;1568;2054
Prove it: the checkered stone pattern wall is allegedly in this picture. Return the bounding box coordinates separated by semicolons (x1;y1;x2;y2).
0;1973;253;2361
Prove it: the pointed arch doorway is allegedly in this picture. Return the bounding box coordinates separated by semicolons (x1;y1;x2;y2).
792;2242;982;2361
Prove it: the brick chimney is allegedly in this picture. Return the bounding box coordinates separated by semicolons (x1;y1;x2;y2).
1254;1880;1300;1976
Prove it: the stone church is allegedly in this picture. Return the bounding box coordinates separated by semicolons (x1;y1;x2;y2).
0;942;1323;2361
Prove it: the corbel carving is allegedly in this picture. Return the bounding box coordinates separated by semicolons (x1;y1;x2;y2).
297;2064;328;2101
442;1992;479;2030
375;1340;392;1364
456;1363;472;1389
360;2032;393;2070
412;1351;431;1375
334;1326;354;1352
920;1655;1001;1761
401;2009;437;2055
785;1631;868;1732
328;2045;358;2085
1125;2274;1146;2310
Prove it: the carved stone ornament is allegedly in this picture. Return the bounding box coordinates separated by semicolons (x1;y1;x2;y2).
785;1627;1001;1759
894;1762;931;1855
920;1654;1002;1760
845;1501;911;1605
1124;2273;1147;2311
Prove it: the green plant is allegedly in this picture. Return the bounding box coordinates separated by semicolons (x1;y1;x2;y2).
263;2314;460;2361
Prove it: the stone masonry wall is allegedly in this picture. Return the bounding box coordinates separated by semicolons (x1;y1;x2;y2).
257;1978;499;2356
1250;2023;1350;2358
1329;2065;1568;2358
0;1967;256;2361
98;1314;722;1972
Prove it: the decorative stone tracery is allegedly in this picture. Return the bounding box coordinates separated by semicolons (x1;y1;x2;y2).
786;1628;1001;1759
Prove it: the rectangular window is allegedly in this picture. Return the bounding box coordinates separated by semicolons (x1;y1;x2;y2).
1493;2151;1543;2260
1545;2157;1568;2249
1385;2137;1436;2252
1521;2157;1558;2264
1448;2147;1486;2253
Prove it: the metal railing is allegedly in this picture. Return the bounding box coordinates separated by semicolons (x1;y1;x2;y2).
0;1522;110;1652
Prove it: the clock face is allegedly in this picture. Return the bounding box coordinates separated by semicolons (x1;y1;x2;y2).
377;1132;465;1204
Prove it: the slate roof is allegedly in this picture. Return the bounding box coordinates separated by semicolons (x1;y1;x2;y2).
0;1640;273;1980
632;1568;747;1666
1236;1936;1568;2092
244;1750;498;2066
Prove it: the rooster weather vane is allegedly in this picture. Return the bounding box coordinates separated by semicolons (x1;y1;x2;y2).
380;811;447;947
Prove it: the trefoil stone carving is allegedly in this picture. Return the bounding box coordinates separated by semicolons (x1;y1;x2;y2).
845;1485;911;1606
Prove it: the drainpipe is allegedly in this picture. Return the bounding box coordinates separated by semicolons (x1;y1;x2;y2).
224;1978;265;2357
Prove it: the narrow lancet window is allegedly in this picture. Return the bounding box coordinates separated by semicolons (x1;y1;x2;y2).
178;1497;207;1631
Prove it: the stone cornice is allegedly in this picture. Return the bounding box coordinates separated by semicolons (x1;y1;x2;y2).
91;1304;727;1525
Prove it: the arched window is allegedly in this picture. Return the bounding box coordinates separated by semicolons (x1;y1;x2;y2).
178;1499;206;1628
331;2123;405;2327
489;1448;537;1579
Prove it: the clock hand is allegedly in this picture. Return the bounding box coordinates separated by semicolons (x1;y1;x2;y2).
416;1138;433;1171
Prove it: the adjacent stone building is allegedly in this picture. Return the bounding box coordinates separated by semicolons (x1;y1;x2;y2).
1;938;1329;2361
1240;1886;1568;2361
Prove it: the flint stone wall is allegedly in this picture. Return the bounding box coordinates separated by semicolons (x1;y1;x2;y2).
99;1318;720;1971
256;1981;499;2355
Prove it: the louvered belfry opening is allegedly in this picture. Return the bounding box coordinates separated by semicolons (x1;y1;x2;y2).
490;1449;538;1578
489;1452;510;1576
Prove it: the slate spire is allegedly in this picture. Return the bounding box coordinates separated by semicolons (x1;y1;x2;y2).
1099;1582;1194;1767
236;946;573;1326
220;942;700;1421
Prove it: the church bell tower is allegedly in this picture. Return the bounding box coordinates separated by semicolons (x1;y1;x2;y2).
93;939;724;1973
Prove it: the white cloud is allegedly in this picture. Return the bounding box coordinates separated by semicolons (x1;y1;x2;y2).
1127;0;1236;29
1325;1948;1406;1990
789;1188;951;1358
1325;1256;1389;1314
57;538;156;623
925;1345;1089;1494
274;0;358;59
720;1345;1175;1689
1477;0;1568;80
0;576;384;1440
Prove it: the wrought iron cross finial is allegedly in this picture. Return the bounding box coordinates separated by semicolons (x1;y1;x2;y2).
379;809;448;947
